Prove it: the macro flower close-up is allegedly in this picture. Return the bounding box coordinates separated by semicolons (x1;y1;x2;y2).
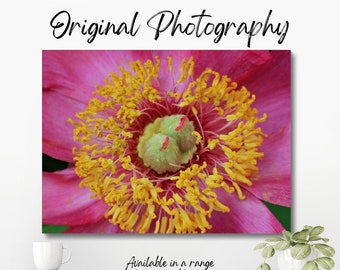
42;50;290;234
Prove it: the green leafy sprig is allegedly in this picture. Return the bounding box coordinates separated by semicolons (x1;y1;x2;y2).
254;225;335;270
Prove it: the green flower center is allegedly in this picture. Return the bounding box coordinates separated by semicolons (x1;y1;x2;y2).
137;114;197;174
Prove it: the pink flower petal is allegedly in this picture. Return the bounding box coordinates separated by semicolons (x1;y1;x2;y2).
244;50;291;206
43;50;153;103
208;189;284;233
249;125;291;207
192;50;272;83
43;90;85;162
43;168;109;226
248;50;291;136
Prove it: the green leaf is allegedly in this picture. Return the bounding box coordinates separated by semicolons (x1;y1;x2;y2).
302;260;319;270
274;241;291;251
314;244;335;257
264;237;283;242
309;235;329;242
292;229;309;243
304;225;313;232
262;246;275;259
315;257;335;269
310;226;324;236
282;230;292;241
254;242;267;250
256;263;271;270
291;244;312;260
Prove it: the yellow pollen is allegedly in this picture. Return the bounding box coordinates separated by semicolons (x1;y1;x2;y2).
167;56;173;72
232;182;246;200
70;55;267;234
207;139;219;150
167;91;181;99
192;131;202;145
191;106;198;115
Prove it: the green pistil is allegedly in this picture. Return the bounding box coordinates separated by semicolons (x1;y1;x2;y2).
137;114;197;174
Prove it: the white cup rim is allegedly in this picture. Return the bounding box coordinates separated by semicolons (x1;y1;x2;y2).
33;241;63;243
33;241;65;246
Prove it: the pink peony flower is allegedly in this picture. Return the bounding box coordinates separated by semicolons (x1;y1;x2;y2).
42;50;290;234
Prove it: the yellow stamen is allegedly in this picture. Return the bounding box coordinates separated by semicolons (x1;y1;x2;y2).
167;91;181;99
192;131;202;145
160;216;168;234
207;139;219;150
232;182;246;200
167;56;173;72
154;220;160;234
178;57;194;83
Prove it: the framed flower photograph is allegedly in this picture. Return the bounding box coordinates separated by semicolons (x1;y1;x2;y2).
42;50;290;234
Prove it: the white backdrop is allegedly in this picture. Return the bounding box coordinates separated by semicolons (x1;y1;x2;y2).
1;0;340;269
